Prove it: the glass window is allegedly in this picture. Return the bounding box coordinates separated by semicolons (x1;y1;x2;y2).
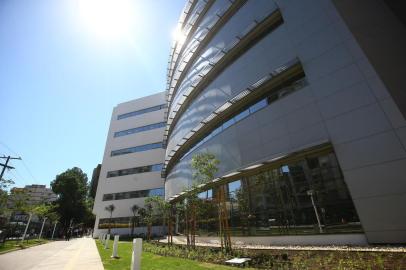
107;163;163;178
149;188;164;197
151;164;163;171
222;118;235;129
234;109;250;122
102;187;164;201
249;99;268;114
114;122;165;137
103;194;114;201
181;151;362;237
111;142;163;157
117;104;167;120
177;75;307;162
228;180;241;194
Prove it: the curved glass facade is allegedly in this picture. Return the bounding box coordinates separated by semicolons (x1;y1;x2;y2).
161;0;406;244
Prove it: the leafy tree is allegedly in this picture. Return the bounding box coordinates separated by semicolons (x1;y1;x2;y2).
0;178;14;191
89;164;101;200
83;197;95;229
146;196;173;244
0;189;8;216
191;153;231;251
191;153;219;185
104;204;115;234
0;178;14;216
138;202;154;240
32;203;54;239
51;167;88;232
8;188;29;213
130;204;139;236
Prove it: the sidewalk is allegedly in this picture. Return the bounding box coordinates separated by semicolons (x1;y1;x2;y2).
0;237;104;270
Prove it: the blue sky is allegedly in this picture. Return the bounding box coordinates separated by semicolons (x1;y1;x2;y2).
0;0;185;188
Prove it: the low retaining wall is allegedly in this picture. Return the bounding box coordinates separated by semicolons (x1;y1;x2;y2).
172;233;368;246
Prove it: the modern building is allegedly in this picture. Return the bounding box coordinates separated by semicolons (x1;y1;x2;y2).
163;0;406;245
92;92;166;237
8;184;57;207
7;184;57;233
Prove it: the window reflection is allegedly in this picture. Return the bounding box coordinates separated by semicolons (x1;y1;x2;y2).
180;77;308;161
102;188;164;201
178;151;362;236
114;122;165;137
107;163;163;178
117;104;167;120
111;142;163;157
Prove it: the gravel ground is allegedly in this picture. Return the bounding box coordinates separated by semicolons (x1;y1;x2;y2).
160;237;406;253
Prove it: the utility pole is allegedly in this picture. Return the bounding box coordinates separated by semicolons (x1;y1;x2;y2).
0;155;22;180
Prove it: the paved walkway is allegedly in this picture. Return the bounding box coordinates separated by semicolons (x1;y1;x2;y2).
0;237;104;270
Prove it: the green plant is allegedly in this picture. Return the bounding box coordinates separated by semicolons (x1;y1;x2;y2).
104;204;115;234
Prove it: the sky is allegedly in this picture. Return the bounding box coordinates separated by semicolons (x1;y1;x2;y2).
0;0;185;188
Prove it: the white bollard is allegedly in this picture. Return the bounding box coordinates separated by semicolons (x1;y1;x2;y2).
111;235;120;258
131;238;142;270
104;234;110;249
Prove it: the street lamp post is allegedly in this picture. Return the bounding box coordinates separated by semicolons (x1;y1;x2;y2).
39;217;47;239
51;221;58;239
21;213;32;242
307;190;323;233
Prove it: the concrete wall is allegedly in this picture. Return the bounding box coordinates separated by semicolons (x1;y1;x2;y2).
172;234;368;246
93;92;166;237
165;0;406;244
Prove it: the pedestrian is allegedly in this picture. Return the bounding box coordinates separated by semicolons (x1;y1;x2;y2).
66;229;71;241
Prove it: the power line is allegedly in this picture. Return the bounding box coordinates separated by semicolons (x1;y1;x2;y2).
0;141;19;156
20;159;38;183
0;155;22;181
0;141;38;183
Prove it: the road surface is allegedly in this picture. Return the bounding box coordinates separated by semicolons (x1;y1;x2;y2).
0;237;103;270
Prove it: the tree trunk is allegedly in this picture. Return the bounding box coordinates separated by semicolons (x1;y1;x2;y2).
218;185;232;252
131;216;135;236
108;212;112;234
147;224;151;240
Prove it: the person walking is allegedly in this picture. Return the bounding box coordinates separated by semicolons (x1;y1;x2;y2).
65;229;71;241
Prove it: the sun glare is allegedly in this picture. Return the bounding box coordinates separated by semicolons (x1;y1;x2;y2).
172;25;187;45
78;0;136;42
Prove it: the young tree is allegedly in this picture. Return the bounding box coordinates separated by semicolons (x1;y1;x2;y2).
191;152;231;251
130;204;139;236
7;189;30;242
146;196;173;244
47;211;60;239
51;167;88;232
104;204;115;234
191;153;219;185
0;178;14;216
33;203;53;239
139;202;154;241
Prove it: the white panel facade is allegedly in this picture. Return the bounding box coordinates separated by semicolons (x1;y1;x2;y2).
93;92;166;237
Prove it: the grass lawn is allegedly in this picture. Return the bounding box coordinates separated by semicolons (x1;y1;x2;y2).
0;239;50;254
96;240;248;270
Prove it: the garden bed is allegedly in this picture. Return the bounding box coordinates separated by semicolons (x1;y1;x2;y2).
143;241;406;269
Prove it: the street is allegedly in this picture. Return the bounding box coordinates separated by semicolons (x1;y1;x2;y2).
0;238;103;270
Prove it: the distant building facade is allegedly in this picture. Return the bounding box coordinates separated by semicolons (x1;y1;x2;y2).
8;184;57;207
92;92;166;236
